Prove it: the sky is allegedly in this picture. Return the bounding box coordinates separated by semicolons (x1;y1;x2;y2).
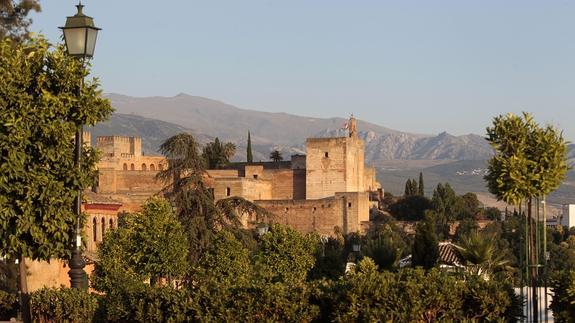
31;1;575;140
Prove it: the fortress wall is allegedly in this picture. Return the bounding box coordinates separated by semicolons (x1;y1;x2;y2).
291;155;306;170
245;165;264;179
335;192;370;233
130;137;142;157
113;170;163;193
306;138;348;199
261;169;297;200
345;138;365;193
293;169;306;200
96;136;134;158
207;169;240;178
115;156;165;171
85;210;119;252
213;178;272;201
364;166;380;192
256;197;344;235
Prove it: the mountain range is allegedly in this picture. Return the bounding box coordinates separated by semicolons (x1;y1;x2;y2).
101;93;495;163
92;93;575;207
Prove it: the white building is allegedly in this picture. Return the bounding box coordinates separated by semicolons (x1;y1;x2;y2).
561;204;575;228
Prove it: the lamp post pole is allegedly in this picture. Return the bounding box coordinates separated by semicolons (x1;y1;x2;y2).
60;1;101;290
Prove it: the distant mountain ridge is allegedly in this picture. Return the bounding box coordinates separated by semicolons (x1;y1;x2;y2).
91;93;575;205
101;93;495;162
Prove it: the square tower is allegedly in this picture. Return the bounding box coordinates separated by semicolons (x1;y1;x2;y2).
305;136;365;199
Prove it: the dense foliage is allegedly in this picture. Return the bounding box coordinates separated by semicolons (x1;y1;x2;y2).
30;287;100;323
92;198;188;292
0;0;40;42
202;137;235;169
315;258;522;322
0;36;112;261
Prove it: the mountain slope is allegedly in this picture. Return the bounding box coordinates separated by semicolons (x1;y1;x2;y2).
105;93;494;162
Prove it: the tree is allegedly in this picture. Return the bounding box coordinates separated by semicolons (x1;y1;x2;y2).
254;224;316;284
246;131;253;163
418;172;425;196
157;133;269;265
550;270;575;321
0;35;111;304
412;213;439;269
92;198;188;291
0;0;40;43
454;230;509;279
459;192;481;220
404;178;418;197
269;150;283;163
388;195;432;221
202;137;236;169
431;183;462;221
485;112;569;320
361;233;403;271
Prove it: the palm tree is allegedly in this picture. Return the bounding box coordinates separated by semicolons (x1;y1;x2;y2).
202;137;236;169
269;150;283;163
362;235;403;271
454;230;509;279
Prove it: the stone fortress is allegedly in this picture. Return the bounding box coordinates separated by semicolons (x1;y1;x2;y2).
85;116;382;251
25;116;383;290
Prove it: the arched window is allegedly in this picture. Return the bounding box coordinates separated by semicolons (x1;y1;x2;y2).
101;217;106;239
158;164;164;170
141;163;147;171
150;164;155;171
130;163;135;171
109;218;114;229
92;217;97;242
123;163;128;170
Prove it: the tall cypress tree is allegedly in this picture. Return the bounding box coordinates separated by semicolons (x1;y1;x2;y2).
418;172;425;196
246;131;253;163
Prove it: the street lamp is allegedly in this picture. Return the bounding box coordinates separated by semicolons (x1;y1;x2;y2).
60;1;100;290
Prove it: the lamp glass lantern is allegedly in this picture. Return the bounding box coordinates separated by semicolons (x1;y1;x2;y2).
59;3;100;58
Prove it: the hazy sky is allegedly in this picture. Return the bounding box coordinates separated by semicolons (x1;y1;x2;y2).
32;1;575;140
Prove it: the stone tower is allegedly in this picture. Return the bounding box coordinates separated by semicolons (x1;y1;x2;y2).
305;116;365;199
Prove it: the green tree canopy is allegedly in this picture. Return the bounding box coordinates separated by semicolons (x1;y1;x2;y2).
92;198;188;292
0;0;40;43
0;36;112;261
485;112;569;206
412;213;439;269
202;137;236;169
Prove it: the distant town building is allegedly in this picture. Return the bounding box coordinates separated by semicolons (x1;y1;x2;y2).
561;204;575;228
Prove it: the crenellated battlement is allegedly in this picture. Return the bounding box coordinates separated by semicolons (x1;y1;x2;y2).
96;135;142;158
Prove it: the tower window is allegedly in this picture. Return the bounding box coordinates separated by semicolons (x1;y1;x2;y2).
324;152;329;158
92;218;97;242
253;174;258;179
101;218;106;238
348;202;352;208
226;187;231;196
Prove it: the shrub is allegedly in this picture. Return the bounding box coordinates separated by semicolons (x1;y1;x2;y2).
30;288;100;323
102;284;193;322
0;290;18;321
550;270;575;322
314;258;522;322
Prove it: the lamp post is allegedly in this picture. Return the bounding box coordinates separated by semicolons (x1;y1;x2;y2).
60;1;100;289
